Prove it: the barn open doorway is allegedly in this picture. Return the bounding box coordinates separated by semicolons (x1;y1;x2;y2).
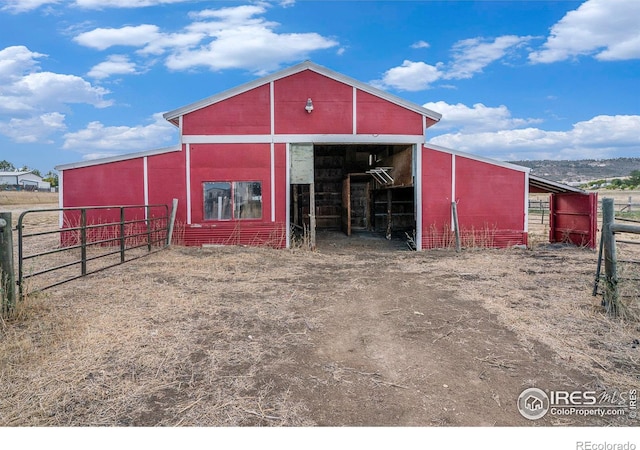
289;143;416;249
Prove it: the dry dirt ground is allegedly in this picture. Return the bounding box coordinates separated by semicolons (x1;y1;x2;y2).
1;195;639;427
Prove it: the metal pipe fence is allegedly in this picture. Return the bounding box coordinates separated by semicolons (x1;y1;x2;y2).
16;204;170;296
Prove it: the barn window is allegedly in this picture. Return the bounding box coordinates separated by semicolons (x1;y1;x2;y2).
203;181;262;220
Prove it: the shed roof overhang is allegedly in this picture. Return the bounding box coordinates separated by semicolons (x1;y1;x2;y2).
162;61;443;126
529;174;586;194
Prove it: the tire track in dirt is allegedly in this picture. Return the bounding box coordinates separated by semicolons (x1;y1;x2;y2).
269;254;598;426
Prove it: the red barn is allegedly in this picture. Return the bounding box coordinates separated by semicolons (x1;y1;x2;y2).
55;61;596;250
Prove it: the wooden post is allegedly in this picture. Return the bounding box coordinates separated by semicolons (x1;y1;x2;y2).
593;231;604;296
292;185;299;227
0;212;16;315
601;198;619;316
167;198;178;246
452;201;461;253
386;189;392;240
309;183;316;250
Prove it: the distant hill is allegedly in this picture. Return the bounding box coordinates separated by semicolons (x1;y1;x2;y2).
508;158;640;183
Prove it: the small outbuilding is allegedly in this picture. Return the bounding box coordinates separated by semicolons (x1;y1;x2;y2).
0;171;51;191
55;61;596;250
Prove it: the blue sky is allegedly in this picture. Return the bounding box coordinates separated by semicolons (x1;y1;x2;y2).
0;0;638;174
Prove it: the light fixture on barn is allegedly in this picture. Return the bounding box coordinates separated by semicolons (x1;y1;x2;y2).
305;98;314;113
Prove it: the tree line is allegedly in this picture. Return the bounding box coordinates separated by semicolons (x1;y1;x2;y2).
0;160;58;187
580;170;640;190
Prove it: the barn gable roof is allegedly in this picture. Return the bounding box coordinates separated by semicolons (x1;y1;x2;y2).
163;61;443;125
55;145;181;171
425;143;531;173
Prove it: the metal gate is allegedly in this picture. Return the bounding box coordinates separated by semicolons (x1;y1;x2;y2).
17;204;170;295
549;192;598;249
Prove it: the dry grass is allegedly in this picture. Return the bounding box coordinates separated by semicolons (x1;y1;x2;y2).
0;246;316;426
0;191;58;207
427;248;639;393
2;241;639;426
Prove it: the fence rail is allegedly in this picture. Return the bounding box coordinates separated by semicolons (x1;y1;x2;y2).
16;204;171;297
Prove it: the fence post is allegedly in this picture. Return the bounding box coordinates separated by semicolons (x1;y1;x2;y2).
0;212;16;315
80;208;87;276
452;201;461;253
167;199;178;246
120;207;126;263
146;205;152;252
601;198;619;317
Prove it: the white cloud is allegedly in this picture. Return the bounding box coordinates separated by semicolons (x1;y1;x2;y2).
530;0;640;63
73;4;338;75
0;46;112;114
1;113;66;143
74;0;192;7
1;0;59;13
375;35;531;91
166;5;339;74
424;101;542;133
88;55;139;79
0;45;113;147
14;72;112;110
446;35;533;79
74;25;162;51
0;46;45;82
62;113;178;156
428;115;640;160
411;40;430;49
372;60;443;91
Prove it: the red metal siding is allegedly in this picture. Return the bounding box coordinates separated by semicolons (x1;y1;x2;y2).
549;192;598;248
421;147;453;249
182;222;286;248
62;159;146;233
357;90;424;135
147;148;187;224
274;71;353;135
188;143;272;224
455;156;526;247
63;159;144;207
183;143;286;247
182;85;271;135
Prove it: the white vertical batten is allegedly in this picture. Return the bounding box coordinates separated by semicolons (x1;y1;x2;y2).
352;87;357;134
451;154;456;229
186;143;191;224
422;116;427;142
524;171;529;234
270;81;276;222
270;81;275;135
143;156;149;219
285;143;291;248
270;143;275;222
58;170;64;228
415;143;422;251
